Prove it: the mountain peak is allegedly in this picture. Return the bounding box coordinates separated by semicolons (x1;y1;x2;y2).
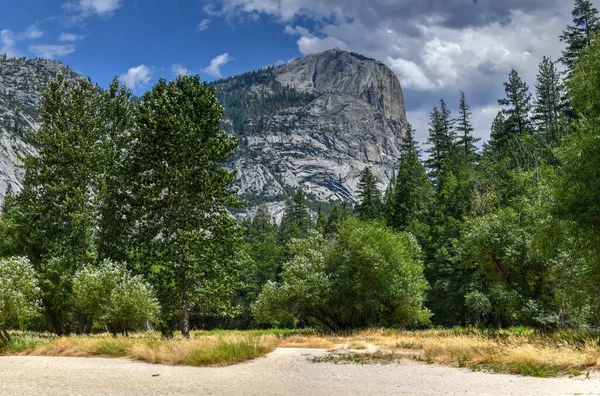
274;49;405;121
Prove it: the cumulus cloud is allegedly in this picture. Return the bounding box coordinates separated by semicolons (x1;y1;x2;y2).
119;65;152;90
66;0;123;17
203;53;232;78
171;63;190;76
22;25;44;40
29;44;76;59
1;25;52;58
208;0;574;142
198;19;211;31
59;33;85;42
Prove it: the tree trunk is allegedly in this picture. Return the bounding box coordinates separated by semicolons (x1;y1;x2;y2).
0;329;11;344
85;316;93;334
179;311;190;338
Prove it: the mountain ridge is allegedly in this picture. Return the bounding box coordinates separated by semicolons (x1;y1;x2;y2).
0;49;407;219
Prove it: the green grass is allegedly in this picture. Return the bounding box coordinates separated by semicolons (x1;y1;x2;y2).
95;339;131;357
1;336;49;354
182;337;271;366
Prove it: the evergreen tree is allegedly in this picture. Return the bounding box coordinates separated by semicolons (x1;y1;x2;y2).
386;123;432;232
356;167;382;220
498;70;532;137
129;76;241;337
426;99;456;182
560;0;600;78
533;57;565;154
455;91;480;159
280;188;312;239
324;203;353;236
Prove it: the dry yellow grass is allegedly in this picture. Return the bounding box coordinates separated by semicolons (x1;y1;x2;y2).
4;327;600;376
12;333;274;367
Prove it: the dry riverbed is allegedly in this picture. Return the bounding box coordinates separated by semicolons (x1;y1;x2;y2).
2;348;600;396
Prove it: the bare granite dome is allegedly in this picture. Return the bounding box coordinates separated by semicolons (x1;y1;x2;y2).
0;50;408;221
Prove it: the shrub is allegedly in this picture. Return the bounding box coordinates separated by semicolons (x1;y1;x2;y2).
254;219;431;329
73;261;160;334
0;257;40;344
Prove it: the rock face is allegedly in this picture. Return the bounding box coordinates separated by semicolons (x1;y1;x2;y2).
215;49;407;220
0;55;79;202
0;50;407;220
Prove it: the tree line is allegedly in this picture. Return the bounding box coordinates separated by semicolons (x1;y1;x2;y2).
1;0;600;339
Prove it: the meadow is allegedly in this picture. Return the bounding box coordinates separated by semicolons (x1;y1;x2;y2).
3;327;600;377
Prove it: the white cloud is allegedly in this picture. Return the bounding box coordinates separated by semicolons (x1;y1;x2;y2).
59;33;85;42
66;0;123;17
22;25;44;40
171;64;189;77
119;65;152;90
28;44;76;59
0;30;18;57
203;53;232;78
387;57;436;91
198;19;211;31
1;25;46;57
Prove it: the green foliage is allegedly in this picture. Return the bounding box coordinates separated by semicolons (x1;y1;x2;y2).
425;100;456;181
455;92;480;158
0;257;40;344
73;260;123;332
106;271;160;335
74;261;159;335
356;167;383;221
385;123;432;233
280;189;312;240
569;32;600;116
129;75;242;335
533;56;566;157
212;69;316;136
560;0;600;77
254;219;431;329
498;69;532;138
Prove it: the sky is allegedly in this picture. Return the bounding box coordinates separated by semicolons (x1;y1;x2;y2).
0;0;577;145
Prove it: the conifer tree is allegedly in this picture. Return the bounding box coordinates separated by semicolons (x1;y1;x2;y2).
498;69;532;137
386;123;432;232
280;188;312;239
560;0;600;78
455;91;480;159
426;99;456;182
533;57;565;152
356;167;382;221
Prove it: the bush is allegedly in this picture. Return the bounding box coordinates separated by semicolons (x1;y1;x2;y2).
0;257;40;344
73;261;160;334
254;218;431;329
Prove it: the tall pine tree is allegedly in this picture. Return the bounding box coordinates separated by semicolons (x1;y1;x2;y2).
560;0;600;78
356;167;383;221
280;188;312;239
386;123;432;232
426;99;456;183
496;70;532;144
533;57;565;154
455;91;480;159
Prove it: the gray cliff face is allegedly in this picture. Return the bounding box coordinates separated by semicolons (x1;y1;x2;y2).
218;49;407;221
0;50;407;220
0;56;78;203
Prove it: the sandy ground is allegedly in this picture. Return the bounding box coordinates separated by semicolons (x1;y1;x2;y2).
2;349;600;396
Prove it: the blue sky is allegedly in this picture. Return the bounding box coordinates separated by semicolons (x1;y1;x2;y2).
0;0;577;144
